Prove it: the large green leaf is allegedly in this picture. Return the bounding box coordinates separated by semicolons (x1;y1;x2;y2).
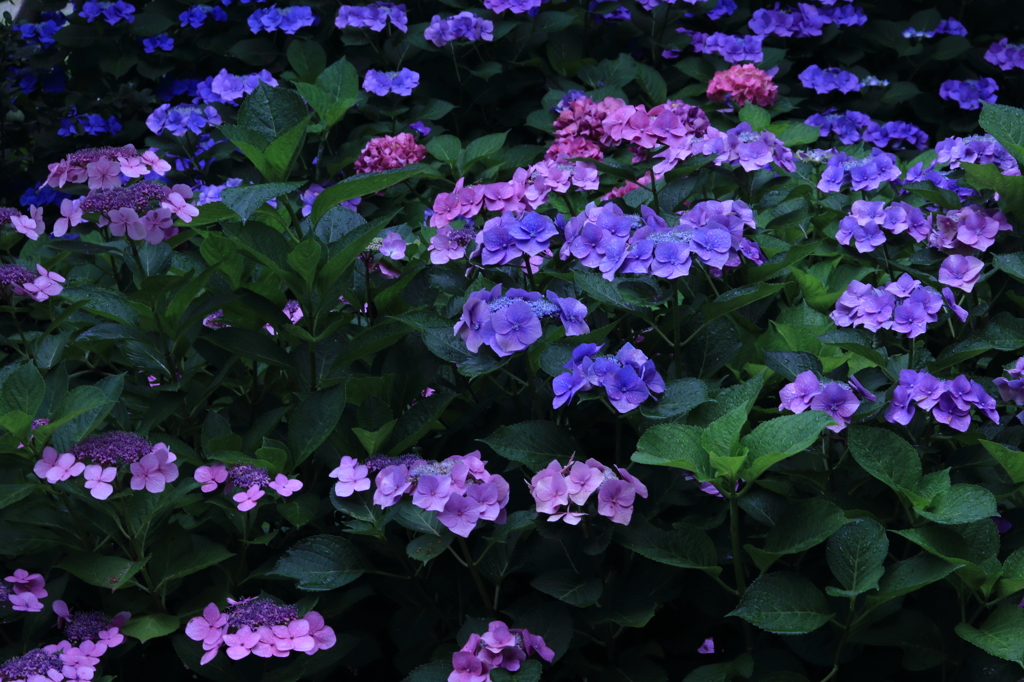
288;384;347;465
56;553;148;591
311;164;433;225
849;426;921;493
221;182;303;223
0;362;43;419
728;572;832;635
826;518;888;596
121;614;180;644
917;484;998;525
955;605;1024;665
741;411;833;480
631;424;713;480
980;102;1024;167
530;570;602;607
981;440;1024;483
616;519;720;573
272;535;368;591
479;421;577;473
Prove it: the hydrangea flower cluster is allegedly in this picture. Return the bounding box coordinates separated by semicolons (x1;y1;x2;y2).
834;199;931;253
79;0;135;24
807;110;929;150
146;104;223;136
194;463;302;511
817;149;901;193
706;64;778;107
688;32;764;64
0;263;43;300
934;134;1020;175
455;285;589;356
902;17;968;38
34;434;179;500
0;264;65;302
885;370;999;432
179;4;228;28
354;133;426;174
779;371;872;432
1;205;45;241
247;5;316;34
185;598;335;665
335;2;408;32
471;211;559;266
530;456;648;525
748;4;829;37
482;0;544;14
0;604;127;682
44;144;166;189
57;113;122;138
985;38;1024;71
430;170;551;230
939;78;999;110
194;68;278;105
14;12;68;47
994;358;1024;423
831;276;966;338
330;452;510;538
798;65;861;94
0;569;47;613
363;68;420;96
450;621;554;682
701;122;796;173
425;12;494;47
552;342;665;414
142;33;174;52
73;180;197;243
926;205;1012;254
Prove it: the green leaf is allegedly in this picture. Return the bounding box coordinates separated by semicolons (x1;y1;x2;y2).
294;57;361;127
352;420;397;457
238;82;308;144
728;572;832;635
272;535;368;591
879;81;921;105
616;519;719;573
955;605;1024;664
311;164;432;225
386;390;456;457
918;484;998;525
826;518;888;596
121;614;180;644
461;132;509;169
530;570;602;607
155;544;234;588
893;522;997;569
902;181;962;210
206;328;295;370
406;533;453;563
479;421;577;473
741;411;833;480
426;134;461;164
999;547;1024;598
766;121;820;147
640;377;708;419
288;385;346;465
0;484;33;511
981;440;1024;483
763;351;822;382
632;424;713;480
635;62;667;103
762;499;848;557
0;362;44;419
849;426;921;493
262;118;309;181
980;102;1024;167
992;252;1024;285
130;13;173;36
221;182;303;223
50;374;123;452
739;104;771;131
816;329;887;367
702;405;751;459
56;553;147;591
287;239;322;287
870;555;961;604
704;283;785;323
286;39;327;81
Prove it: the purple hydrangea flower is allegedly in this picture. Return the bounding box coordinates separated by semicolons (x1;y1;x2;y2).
362;68;419;97
335;2;408;32
939;78;999;110
799;65;861;94
424;11;494;47
985;38;1024;71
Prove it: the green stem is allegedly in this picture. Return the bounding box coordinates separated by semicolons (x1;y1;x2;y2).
458;537;494;614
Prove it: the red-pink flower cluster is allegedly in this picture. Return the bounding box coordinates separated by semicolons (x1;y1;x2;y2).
706;64;779;107
185;598;335;665
354;132;426;174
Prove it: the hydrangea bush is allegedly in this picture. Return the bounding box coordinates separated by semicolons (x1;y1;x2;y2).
3;0;1024;681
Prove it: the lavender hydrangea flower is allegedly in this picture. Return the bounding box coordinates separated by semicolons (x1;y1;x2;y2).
247;5;316;34
939;78;999;110
483;0;544;14
424;12;494;47
335;2;408;31
818;149;901;193
934;134;1020;175
938;255;984;293
805;109;872;145
362;68;419;97
985;38;1024;71
799;65;860;94
689;32;763;63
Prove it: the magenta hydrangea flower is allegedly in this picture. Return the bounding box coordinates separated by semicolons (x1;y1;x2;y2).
329;455;371;497
129;443;178;493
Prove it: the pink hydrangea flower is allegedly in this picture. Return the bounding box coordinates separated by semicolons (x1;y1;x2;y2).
33;446;61;480
10;212;45;240
233;485;265;511
53;198;84;237
223;625;260;660
9;591;44;612
161;190;199;223
141;150;171;175
328;456;370;497
195;463;228;493
354;132;426;174
268;474;303;497
129;442;179;493
186;603;229;655
86;157;122;189
707;64;779;107
83;464;117;500
44;452;86;484
302;612;337;653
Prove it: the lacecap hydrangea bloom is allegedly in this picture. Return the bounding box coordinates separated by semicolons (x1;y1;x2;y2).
329;451;509;538
885;370;999;432
185;597;335;664
451;621;554;682
0;569;47;613
779;371;875;432
362;68;419;96
194;462;302;511
424;12;494;47
247;5;316;34
335;2;408;32
530;456;649;525
194;68;278;105
939;78;999;110
994;358;1024;423
934;134;1020;175
817;148;901;193
482;0;545;14
471;211;559;265
146;103;223;136
455;285;589;357
552;343;665;414
34;433;179;499
798;65;860;94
